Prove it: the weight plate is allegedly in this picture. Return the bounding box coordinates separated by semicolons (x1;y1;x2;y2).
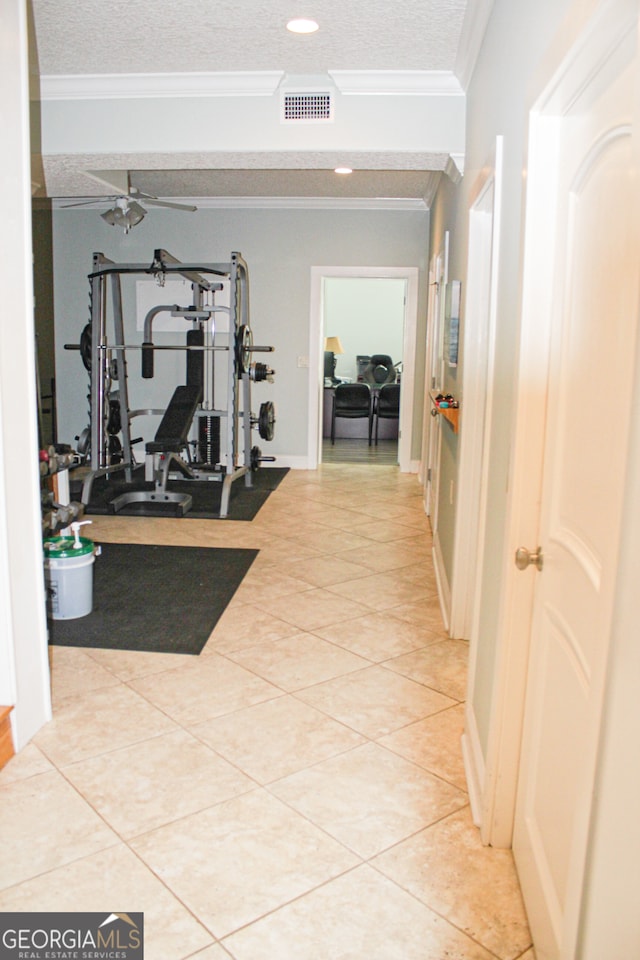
250;445;262;471
107;398;121;435
76;426;90;456
108;434;123;464
258;400;275;441
235;324;253;374
79;323;92;371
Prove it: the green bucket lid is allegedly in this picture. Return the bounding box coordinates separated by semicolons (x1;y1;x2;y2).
43;536;95;558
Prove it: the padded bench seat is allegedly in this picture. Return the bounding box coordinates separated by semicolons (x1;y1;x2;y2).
146;384;202;454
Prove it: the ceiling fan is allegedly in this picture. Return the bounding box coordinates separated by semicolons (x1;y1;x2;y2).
61;173;197;233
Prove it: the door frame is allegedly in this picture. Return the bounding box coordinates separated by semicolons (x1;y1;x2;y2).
421;232;449;520
450;138;504;642
308;265;419;471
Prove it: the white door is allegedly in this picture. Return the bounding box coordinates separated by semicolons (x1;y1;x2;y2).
513;8;639;958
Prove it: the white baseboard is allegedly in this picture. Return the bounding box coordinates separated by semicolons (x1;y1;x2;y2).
432;531;451;633
268;455;311;470
269;454;420;472
462;702;485;829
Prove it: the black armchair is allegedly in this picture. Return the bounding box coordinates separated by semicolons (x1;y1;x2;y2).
331;383;373;445
362;354;397;386
373;383;400;444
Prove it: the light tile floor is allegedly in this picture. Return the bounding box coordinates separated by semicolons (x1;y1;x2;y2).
0;464;535;960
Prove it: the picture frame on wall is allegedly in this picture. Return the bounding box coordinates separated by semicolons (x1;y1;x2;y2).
444;280;461;368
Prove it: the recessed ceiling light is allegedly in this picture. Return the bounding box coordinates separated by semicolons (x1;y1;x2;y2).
286;18;319;34
334;167;353;175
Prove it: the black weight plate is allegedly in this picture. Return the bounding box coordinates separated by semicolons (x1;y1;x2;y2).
107;398;121;435
258;400;275;441
250;445;262;471
79;323;92;371
108;434;123;464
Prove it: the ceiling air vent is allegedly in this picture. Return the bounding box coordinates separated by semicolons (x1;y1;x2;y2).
282;91;334;123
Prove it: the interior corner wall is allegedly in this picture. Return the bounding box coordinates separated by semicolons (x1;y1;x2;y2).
52;206;429;464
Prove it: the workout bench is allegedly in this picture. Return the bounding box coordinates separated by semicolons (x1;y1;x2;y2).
110;384;202;515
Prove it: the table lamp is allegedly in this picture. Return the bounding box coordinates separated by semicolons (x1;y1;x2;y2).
324;336;344;379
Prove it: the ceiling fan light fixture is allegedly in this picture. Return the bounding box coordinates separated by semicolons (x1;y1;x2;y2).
100;207;119;227
286;17;319;33
125;200;146;225
101;198;146;233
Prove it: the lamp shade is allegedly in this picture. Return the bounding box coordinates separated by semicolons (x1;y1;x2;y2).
324;336;345;355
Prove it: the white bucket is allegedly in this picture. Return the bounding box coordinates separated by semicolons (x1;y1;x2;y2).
44;536;96;620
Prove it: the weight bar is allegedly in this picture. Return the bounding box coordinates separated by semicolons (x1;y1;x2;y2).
250;445;277;472
67;339;228;354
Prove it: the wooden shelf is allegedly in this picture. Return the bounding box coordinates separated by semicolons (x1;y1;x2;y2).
430;391;460;433
0;705;14;772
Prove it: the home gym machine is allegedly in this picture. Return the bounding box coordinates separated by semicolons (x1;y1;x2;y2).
67;249;276;518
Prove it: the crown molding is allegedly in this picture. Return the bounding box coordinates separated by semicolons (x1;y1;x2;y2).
445;154;465;181
455;0;495;91
39;69;465;102
39;71;284;101
52;196;429;212
329;70;464;96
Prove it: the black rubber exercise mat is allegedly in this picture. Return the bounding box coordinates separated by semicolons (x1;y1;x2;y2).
47;542;258;655
76;466;289;520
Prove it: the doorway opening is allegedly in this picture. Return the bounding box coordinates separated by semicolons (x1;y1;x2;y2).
309;266;419;470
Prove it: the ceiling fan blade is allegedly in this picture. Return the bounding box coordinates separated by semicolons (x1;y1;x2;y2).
141;198;197;212
60;197;114;208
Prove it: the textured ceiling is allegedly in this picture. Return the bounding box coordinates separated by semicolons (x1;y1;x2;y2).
32;0;470;204
32;0;467;76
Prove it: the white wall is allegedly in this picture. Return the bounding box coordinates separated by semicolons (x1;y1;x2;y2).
323;277;405;382
40;86;465;159
0;0;51;748
430;0;580;752
430;7;640;954
52;205;429;465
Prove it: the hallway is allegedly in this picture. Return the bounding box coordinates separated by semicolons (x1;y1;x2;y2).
0;464;533;959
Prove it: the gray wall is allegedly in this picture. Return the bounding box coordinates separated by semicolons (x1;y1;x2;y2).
52;206;429;463
323;277;406;383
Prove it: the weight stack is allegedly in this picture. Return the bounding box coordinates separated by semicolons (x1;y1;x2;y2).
186;329;204;388
198;416;220;466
